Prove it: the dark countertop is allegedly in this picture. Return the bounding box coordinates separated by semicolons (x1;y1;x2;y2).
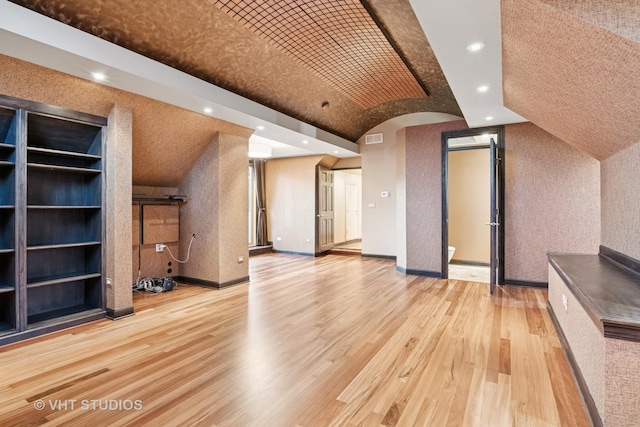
548;253;640;341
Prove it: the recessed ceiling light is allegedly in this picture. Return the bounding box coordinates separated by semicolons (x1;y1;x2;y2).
466;42;485;52
91;72;106;81
203;107;213;114
302;140;309;144
333;150;339;154
476;85;490;93
256;125;265;131
485;116;494;121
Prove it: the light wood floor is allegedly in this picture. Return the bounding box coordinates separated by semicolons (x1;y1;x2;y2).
448;264;490;283
0;254;590;426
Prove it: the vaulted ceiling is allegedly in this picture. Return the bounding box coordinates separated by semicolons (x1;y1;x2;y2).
4;0;638;165
7;0;461;142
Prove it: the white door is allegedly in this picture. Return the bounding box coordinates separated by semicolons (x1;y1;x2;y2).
345;182;359;241
317;167;334;253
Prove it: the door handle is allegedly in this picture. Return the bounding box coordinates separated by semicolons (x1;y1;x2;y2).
485;222;500;226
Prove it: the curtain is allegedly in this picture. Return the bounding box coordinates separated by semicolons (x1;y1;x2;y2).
253;159;268;246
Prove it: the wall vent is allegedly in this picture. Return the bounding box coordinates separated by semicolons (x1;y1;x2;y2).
365;133;383;144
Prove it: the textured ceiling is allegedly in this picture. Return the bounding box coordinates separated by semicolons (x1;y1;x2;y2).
7;0;461;141
210;0;426;109
0;54;253;186
502;0;640;160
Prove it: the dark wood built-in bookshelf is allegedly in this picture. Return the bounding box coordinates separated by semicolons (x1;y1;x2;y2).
0;95;107;345
0;105;17;336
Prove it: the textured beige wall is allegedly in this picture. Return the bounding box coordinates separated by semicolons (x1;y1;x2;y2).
178;133;249;284
399;121;599;279
361;114;461;259
216;133;250;283
0;54;252;187
178;138;219;281
266;155;325;254
105;104;133;312
0;54;251;287
537;0;640;43
360;125;398;257
448;149;490;263
402;120;468;273
505;123;600;283
601;141;640;261
502;0;640;160
605;338;640;427
396;128;408;268
548;266;605;417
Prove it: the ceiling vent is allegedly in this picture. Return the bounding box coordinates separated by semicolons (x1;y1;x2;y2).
365;133;383;144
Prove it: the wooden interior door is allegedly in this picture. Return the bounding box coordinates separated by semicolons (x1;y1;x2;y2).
489;136;505;294
316;167;334;253
441;127;505;293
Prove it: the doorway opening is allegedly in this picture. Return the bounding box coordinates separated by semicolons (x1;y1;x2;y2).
316;166;362;255
332;169;362;253
442;127;504;293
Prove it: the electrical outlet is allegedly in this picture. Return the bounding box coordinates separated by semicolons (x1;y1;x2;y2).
562;294;568;312
237;256;244;263
156;243;164;252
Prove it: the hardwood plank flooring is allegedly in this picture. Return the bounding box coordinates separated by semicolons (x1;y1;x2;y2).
0;254;590;426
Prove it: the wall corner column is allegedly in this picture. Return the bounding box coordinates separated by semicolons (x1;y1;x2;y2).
396;127;408;272
178;132;249;288
105;104;133;319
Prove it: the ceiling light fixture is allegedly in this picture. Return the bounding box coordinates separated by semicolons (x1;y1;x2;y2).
333;150;339;154
91;72;106;81
203;107;213;114
485;116;494;121
476;85;490;93
302;140;309;144
256;125;265;131
466;42;485;52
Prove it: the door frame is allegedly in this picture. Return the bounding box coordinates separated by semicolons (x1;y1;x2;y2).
441;126;505;290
